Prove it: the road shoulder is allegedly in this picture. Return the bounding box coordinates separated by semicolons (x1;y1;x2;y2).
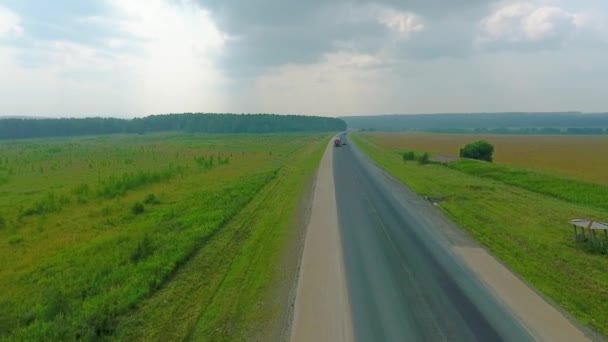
290;140;354;342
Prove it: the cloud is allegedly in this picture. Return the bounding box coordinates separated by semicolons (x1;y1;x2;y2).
0;0;229;116
477;2;579;49
195;0;490;76
379;10;425;36
2;0;608;117
0;5;23;37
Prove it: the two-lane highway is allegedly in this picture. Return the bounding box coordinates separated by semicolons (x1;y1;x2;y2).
292;135;588;342
333;135;533;341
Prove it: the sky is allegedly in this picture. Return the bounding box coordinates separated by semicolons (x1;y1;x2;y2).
0;0;607;117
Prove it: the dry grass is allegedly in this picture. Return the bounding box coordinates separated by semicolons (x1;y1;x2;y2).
366;132;608;184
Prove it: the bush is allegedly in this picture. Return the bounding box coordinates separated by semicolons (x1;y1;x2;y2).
418;152;430;165
143;193;160;205
23;192;69;217
402;151;416;161
8;234;23;245
460;140;494;162
97;171;172;199
131;202;145;215
131;234;154;263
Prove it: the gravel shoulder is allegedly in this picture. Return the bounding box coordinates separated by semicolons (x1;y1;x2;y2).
290;139;354;342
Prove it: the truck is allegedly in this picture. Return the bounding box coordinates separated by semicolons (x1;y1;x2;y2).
334;137;341;147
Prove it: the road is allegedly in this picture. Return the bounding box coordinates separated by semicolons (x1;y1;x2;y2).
292;135;588;342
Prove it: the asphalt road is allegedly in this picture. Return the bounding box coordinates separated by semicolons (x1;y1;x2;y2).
333;135;534;341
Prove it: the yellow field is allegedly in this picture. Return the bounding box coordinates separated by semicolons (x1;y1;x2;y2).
363;132;608;184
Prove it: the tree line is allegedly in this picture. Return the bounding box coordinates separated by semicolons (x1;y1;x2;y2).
420;127;608;135
0;113;347;140
344;112;608;132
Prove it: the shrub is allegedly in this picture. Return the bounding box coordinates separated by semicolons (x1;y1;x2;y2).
131;235;154;263
131;202;145;215
195;155;215;170
72;184;91;203
143;193;160;205
402;151;416;161
72;183;91;197
96;171;172;198
418;152;430;165
460;140;494;162
23;192;69;217
8;234;23;245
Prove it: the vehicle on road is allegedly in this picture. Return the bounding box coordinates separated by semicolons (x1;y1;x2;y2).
334;137;341;147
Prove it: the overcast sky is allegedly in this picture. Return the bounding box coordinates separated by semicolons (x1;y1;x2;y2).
0;0;607;117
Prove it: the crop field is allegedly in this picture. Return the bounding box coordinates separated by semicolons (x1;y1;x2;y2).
0;133;329;340
366;132;608;184
352;133;608;336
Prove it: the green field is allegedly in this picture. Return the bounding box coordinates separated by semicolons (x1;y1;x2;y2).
351;133;608;336
0;133;329;340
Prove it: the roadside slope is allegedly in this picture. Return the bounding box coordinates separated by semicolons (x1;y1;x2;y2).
290;140;354;342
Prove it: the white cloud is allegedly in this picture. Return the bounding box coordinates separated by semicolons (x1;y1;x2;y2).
478;2;577;45
0;0;229;116
103;0;228;114
379;10;425;37
0;5;23;38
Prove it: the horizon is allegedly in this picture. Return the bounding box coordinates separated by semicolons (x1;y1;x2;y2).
2;111;608;120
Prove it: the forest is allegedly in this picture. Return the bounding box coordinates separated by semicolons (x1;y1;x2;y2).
0;113;346;140
344;112;608;133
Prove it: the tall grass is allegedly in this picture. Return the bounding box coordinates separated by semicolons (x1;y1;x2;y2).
22;192;70;217
0;135;330;340
7;172;275;340
448;159;608;211
96;170;174;199
0;132;329;340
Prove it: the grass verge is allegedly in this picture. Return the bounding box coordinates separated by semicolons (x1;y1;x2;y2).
351;133;608;336
447;159;608;211
111;137;328;341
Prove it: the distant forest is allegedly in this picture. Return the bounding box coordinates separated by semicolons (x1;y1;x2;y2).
0;113;347;140
344;112;608;134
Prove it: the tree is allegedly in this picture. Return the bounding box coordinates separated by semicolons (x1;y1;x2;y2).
0;114;347;140
402;151;416;161
460;140;494;162
418;152;430;165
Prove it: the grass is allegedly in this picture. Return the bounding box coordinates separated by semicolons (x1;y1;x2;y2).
0;132;329;340
112;135;327;341
351;133;608;336
367;132;608;184
447;159;608;211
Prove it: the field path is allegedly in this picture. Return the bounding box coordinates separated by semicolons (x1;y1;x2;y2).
290;139;354;342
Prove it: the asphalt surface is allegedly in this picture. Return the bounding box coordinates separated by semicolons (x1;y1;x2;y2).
333;135;534;341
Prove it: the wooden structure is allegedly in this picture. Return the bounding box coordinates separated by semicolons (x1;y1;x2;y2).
570;219;608;242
